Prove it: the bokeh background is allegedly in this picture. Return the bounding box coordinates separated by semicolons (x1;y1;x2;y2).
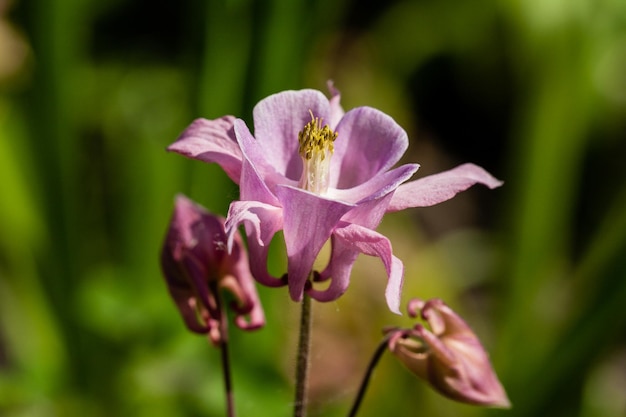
1;0;626;416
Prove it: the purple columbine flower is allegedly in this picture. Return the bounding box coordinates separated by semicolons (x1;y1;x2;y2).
160;195;265;345
387;298;510;407
168;84;502;314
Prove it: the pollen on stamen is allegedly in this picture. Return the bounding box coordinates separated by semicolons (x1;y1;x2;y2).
298;111;337;195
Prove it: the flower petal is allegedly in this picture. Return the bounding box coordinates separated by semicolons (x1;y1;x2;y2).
341;192;395;230
424;301;511;407
385;256;405;315
161;195;266;340
220;230;266;331
328;163;419;205
168;117;243;183
387;163;504;212
309;232;359;302
234;119;287;205
421;298;463;336
275;186;355;302
161;259;210;334
225;200;286;288
390;298;511;408
311;222;405;314
331;107;409;189
161;195;224;327
253;89;331;180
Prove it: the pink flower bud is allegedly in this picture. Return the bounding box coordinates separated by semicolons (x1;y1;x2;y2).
160;195;265;345
388;298;510;407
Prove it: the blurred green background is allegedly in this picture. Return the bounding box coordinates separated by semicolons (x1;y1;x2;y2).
1;0;626;416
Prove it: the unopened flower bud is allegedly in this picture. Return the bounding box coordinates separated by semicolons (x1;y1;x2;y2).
160;195;265;345
388;298;510;408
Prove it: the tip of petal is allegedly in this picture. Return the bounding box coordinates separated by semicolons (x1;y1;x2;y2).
459;163;504;189
490;395;512;409
388;162;504;211
384;256;405;315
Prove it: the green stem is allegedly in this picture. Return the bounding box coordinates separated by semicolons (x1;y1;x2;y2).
219;328;236;417
347;336;391;417
293;292;313;417
212;282;236;417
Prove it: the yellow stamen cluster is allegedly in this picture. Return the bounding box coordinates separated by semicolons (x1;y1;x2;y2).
298;111;338;160
297;111;338;194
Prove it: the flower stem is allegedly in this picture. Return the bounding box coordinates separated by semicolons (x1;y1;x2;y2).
347;335;391;417
219;330;236;417
294;292;313;417
212;282;236;417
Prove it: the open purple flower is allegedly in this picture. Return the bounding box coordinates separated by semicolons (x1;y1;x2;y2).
160;195;265;345
168;85;502;313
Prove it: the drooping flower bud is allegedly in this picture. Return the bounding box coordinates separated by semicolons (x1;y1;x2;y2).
160;194;265;345
387;298;510;408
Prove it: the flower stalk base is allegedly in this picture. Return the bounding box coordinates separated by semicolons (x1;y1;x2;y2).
294;292;313;417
